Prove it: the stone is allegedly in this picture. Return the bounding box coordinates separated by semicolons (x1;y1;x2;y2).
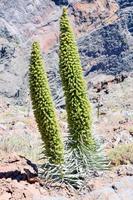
0;192;12;200
116;165;133;176
0;154;38;181
89;187;121;200
14;122;26;129
112;177;133;190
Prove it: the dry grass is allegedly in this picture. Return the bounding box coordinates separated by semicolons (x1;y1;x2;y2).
0;131;42;163
108;143;133;166
128;127;133;134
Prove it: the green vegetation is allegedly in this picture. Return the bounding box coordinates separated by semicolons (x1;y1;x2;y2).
28;10;108;187
29;42;64;164
59;8;95;151
108;143;133;166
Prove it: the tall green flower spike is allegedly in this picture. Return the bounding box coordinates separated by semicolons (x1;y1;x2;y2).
29;42;64;164
59;8;96;151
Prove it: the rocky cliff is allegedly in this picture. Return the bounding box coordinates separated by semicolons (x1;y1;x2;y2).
0;0;133;105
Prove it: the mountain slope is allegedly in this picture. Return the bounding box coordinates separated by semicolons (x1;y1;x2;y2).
0;0;133;104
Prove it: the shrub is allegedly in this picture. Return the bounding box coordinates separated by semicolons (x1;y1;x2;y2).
108;143;133;166
29;42;64;164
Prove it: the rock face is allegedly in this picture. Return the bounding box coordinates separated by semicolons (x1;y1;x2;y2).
117;0;133;36
0;154;38;181
0;0;133;104
52;0;74;5
78;23;131;75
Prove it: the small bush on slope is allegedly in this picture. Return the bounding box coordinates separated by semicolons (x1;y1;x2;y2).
108;143;133;166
